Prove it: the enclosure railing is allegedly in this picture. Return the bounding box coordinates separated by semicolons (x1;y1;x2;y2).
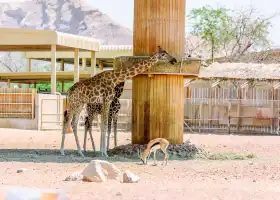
0;88;36;119
184;97;280;135
39;97;132;131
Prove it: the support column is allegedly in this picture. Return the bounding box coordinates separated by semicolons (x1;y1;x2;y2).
132;0;186;144
60;59;65;92
74;48;80;83
27;58;31;88
90;51;96;76
82;58;87;71
7;79;10;88
51;45;57;94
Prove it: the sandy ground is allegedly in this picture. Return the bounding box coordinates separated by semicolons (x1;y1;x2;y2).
0;128;280;199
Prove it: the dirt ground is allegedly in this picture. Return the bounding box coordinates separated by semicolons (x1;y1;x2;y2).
0;128;280;199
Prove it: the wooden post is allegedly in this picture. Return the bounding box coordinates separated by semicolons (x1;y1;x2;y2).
7;79;10;88
74;48;79;83
236;87;241;131
271;88;275;134
60;59;65;92
132;0;186;144
27;58;31;88
228;102;231;134
90;51;96;76
51;45;57;94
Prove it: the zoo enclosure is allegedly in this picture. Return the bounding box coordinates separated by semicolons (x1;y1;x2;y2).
184;82;280;135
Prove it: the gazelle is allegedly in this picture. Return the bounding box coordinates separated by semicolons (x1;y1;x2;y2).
138;138;170;166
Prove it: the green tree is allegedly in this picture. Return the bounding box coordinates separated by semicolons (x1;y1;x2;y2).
188;5;231;61
33;65;73;93
188;5;277;61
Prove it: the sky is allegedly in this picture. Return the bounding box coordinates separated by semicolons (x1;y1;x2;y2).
0;0;279;45
88;0;280;46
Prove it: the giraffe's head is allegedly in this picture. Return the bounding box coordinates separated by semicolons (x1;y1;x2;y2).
154;46;177;64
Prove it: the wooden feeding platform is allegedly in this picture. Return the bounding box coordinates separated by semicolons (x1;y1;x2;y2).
114;56;201;76
115;56;201;145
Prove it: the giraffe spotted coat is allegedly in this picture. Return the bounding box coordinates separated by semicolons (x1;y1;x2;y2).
83;82;125;152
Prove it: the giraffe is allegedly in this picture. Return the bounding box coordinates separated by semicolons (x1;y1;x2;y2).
83;81;125;153
60;46;177;157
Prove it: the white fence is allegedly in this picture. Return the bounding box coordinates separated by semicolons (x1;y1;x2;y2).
39;96;132;131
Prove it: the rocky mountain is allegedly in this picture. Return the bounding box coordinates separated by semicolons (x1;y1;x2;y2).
0;0;132;45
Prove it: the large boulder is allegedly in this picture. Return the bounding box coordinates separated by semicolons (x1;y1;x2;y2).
81;160;121;182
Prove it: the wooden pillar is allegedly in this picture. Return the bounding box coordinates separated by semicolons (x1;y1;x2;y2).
60;59;65;92
133;0;186;58
90;51;96;77
74;48;80;83
51;45;57;94
132;0;186;144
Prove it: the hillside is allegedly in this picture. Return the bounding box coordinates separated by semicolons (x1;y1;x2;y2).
0;0;132;45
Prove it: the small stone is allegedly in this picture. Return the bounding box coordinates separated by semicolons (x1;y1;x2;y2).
65;171;83;181
122;170;140;183
116;192;122;196
17;168;28;173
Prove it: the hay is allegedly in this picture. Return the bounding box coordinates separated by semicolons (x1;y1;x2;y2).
107;140;201;160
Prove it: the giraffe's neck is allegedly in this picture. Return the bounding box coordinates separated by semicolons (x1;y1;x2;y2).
116;54;159;82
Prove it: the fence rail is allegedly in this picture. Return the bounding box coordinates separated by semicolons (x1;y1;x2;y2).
0;88;36;118
184;98;280;135
39;97;132;131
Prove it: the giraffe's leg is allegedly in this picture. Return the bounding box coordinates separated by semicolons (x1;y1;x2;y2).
100;101;111;156
60;109;73;156
83;117;88;153
88;114;97;152
72;107;84;157
113;114;118;147
107;112;113;151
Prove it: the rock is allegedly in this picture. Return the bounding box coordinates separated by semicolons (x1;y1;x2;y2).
81;160;120;182
65;171;83;181
122;170;140;183
17;168;28;173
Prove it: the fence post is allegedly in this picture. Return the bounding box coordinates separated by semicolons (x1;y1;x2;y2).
277;110;280;135
228;102;231;134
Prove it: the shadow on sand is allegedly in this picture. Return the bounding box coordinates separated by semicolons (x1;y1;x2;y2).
0;148;199;164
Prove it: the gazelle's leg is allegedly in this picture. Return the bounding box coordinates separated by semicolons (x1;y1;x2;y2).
153;150;157;165
162;145;169;166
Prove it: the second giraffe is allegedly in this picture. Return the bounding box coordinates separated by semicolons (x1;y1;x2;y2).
83;81;125;152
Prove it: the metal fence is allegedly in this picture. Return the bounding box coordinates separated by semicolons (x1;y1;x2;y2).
39;96;132;131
